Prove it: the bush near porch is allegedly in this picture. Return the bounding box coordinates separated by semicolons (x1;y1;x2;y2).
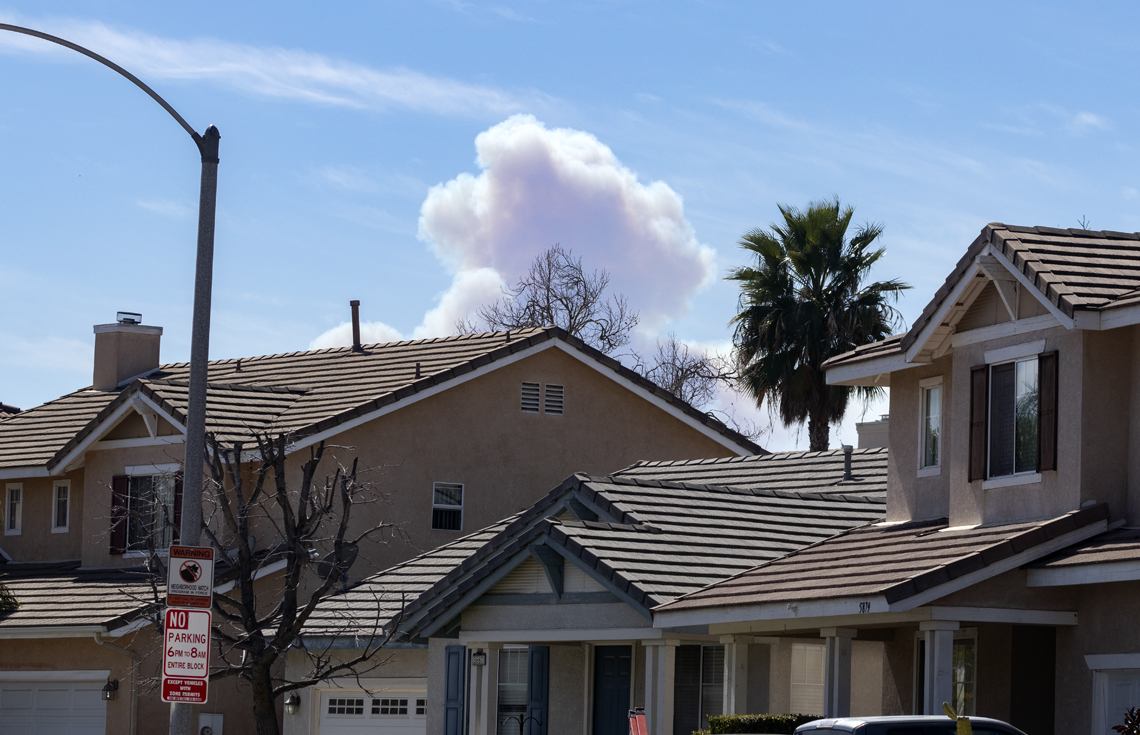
697;713;822;734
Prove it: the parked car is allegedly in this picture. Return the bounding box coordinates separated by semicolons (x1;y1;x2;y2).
794;716;1028;735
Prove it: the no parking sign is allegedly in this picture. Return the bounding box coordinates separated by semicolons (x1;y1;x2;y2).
161;607;211;704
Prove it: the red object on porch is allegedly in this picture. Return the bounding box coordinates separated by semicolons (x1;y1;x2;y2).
629;707;647;735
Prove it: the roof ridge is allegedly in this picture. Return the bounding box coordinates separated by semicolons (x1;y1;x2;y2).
594;474;885;504
144;378;310;395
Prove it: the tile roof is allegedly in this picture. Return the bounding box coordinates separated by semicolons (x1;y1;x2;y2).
825;223;1140;371
0;327;761;471
657;503;1108;613
314;448;888;640
0;403;19;416
0;561;157;630
1029;526;1140;569
820;335;903;370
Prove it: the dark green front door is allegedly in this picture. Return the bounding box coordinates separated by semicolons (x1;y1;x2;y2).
593;645;632;735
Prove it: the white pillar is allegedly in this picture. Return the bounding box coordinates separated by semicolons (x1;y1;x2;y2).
642;640;677;735
720;635;753;715
821;628;856;718
582;643;593;735
921;621;958;716
466;643;501;735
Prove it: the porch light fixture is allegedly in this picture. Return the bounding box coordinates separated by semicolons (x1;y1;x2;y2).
283;693;301;715
472;650;487;666
102;679;118;701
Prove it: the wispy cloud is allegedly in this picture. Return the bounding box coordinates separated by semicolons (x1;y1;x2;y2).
136;199;191;218
0;15;544;117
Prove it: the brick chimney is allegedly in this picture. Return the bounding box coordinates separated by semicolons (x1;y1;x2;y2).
92;312;163;391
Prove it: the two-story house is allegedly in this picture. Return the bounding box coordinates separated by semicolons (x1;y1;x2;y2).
653;223;1140;735
0;313;759;735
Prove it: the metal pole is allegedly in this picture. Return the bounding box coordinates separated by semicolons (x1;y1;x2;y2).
0;23;221;735
170;125;220;735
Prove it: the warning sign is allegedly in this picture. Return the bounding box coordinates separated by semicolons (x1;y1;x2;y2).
166;545;214;609
161;608;211;704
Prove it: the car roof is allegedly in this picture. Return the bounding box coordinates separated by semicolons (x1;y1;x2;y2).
796;716;1017;732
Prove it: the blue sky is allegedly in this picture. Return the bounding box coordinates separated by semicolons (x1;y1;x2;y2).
1;2;1137;450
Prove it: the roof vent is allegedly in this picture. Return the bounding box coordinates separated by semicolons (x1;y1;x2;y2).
843;444;854;481
349;300;363;353
116;312;142;325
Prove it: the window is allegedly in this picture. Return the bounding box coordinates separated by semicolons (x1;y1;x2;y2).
52;481;70;532
415;698;426;716
521;382;540;413
372;698;408;715
327;698;364;715
432;482;464;531
700;645;725;725
969;348;1057;482
126;474;178;550
790;643;825;715
4;484;21;535
543;384;564;415
675;644;725;731
497;649;528;735
919;378;942;471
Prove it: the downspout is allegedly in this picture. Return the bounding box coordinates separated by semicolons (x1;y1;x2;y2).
94;631;139;735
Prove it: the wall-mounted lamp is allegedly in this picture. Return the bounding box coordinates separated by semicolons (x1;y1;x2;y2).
102;680;119;701
472;649;487;666
283;693;301;715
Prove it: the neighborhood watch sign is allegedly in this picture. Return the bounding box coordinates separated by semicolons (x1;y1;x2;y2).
166;545;214;609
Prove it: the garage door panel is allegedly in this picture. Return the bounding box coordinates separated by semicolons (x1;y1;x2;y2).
319;690;426;735
0;679;107;735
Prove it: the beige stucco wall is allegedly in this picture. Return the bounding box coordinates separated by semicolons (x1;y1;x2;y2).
886;355;954;522
461;601;649;632
1;467;84;560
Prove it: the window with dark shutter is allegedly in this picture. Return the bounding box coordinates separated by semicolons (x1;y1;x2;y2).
110;475;129;554
526;645;550;735
969;366;988;482
443;645;466;735
173;474;183;544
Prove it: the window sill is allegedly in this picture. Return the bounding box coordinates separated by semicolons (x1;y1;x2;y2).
123;549;170;558
917;466;941;478
51;527;69;534
983;473;1042;490
3;529;20;536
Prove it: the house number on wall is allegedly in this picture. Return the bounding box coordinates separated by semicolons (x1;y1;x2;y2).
859;601;871;613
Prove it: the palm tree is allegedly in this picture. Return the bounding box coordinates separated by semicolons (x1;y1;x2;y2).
728;198;909;451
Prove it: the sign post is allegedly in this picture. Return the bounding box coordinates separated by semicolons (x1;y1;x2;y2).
167;545;214;609
161;607;211;704
162;545;215;704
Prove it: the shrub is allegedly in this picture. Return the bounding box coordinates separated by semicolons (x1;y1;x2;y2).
707;714;822;734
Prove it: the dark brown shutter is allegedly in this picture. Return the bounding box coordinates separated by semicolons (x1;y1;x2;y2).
969;365;989;481
1038;351;1058;472
110;475;129;554
172;474;184;544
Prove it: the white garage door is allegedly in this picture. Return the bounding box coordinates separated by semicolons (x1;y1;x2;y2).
0;677;107;735
319;689;426;735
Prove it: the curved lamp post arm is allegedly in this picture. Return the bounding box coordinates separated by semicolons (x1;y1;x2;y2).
0;22;218;159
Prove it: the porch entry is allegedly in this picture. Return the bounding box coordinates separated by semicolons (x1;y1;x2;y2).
593;645;632;735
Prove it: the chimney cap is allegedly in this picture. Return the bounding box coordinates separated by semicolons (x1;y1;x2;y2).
116;311;142;325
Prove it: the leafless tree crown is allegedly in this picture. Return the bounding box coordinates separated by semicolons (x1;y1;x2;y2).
457;244;639;354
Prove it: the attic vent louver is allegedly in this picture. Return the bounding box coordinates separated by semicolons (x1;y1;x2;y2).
544;384;564;415
521;382;540;413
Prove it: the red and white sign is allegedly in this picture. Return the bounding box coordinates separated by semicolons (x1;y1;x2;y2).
161;608;211;704
166;545;214;609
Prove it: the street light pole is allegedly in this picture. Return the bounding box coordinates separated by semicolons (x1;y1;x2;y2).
0;24;218;735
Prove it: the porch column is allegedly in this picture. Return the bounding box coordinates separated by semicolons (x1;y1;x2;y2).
821;628;856;718
467;642;501;735
642;639;678;735
720;635;753;715
921;621;958;715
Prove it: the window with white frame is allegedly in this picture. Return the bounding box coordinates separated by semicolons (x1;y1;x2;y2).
431;482;464;531
790;643;825;714
988;357;1039;478
919;377;942;471
52;480;70;532
496;648;528;735
126;474;177;550
4;484;21;535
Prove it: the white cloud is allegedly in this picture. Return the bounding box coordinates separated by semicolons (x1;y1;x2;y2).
412;268;506;339
136;199;191;218
0;15;533;117
308;320;403;350
417;114;715;333
1066;111;1108;135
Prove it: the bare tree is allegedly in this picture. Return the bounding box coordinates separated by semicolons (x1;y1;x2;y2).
125;434;399;735
457;244;639;354
632;334;729;409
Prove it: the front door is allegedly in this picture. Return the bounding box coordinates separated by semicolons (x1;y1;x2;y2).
593;645;632;735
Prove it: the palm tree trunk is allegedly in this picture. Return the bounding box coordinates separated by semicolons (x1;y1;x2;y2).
808;411;830;452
